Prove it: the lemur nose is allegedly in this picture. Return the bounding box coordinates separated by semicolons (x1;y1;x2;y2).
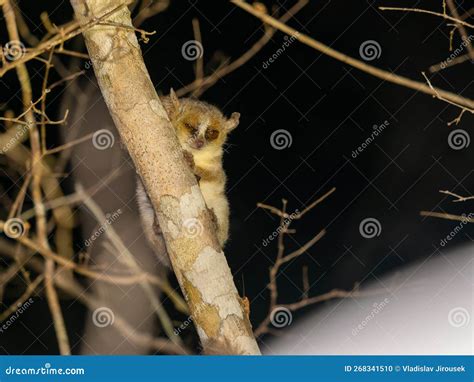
195;139;204;148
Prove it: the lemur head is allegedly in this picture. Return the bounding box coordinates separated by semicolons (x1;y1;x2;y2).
162;89;240;153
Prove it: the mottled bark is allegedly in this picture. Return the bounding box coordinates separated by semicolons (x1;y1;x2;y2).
69;0;260;354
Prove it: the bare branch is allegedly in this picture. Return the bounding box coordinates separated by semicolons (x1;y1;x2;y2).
232;0;474;111
379;6;474;29
420;211;474;222
440;190;474;203
253;190;352;338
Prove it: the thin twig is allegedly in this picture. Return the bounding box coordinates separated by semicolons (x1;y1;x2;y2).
420;211;474;222
232;0;474;111
258;187;336;219
446;0;474;60
177;0;309;97
379;6;474;29
440;190;474;202
0;244;189;355
2;0;71;355
7;172;32;219
44;132;95;155
20;170;122;220
191;18;204;97
0;275;44;322
429;53;471;73
0;2;131;77
253;190;348;338
78;184;181;344
0;232;187;313
421;71;473;112
133;0;170;28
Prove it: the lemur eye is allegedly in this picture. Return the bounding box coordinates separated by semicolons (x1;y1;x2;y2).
184;122;197;133
205;129;219;141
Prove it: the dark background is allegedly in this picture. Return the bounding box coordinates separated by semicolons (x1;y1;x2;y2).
1;0;473;354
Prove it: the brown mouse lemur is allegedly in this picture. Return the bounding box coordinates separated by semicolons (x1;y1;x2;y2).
136;89;240;267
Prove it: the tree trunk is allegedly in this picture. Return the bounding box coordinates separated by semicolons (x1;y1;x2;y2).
69;0;260;354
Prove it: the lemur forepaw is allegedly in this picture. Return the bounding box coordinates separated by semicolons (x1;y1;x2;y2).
209;207;219;230
183;149;201;182
183;150;195;169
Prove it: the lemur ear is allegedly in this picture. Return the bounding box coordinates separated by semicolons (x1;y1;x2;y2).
226;112;240;132
169;88;180;112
